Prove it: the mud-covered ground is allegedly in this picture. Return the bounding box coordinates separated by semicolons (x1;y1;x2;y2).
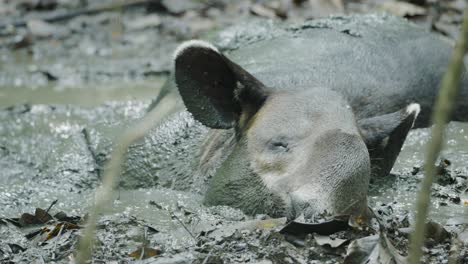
0;0;467;263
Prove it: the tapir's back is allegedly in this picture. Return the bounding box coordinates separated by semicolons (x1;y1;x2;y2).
220;14;468;127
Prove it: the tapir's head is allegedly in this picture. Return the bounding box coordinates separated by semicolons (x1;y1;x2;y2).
173;40;420;220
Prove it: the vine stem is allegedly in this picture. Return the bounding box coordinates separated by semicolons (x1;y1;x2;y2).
408;8;468;264
75;93;178;264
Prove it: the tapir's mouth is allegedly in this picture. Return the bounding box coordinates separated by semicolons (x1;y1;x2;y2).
285;188;369;221
286;202;370;222
280;214;351;236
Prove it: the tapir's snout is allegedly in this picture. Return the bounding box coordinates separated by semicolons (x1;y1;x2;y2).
284;130;371;220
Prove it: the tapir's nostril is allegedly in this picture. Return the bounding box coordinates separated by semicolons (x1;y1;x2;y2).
287;194;319;220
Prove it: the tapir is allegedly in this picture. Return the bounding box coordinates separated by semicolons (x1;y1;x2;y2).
125;14;468;220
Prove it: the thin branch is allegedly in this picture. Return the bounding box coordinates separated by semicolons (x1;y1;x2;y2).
170;212;198;242
408;8;468;264
52;223;66;260
75;92;178;264
0;0;156;30
46;199;58;214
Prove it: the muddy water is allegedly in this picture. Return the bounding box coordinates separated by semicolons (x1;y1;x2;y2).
370;122;468;224
0;79;164;108
0;77;164;218
1;77;467;227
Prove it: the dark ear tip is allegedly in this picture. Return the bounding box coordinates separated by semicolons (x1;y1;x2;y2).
173;40;220;63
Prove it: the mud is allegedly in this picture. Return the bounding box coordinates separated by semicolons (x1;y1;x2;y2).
0;0;467;263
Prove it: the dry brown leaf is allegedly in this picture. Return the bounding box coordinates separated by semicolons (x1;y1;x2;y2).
45;222;80;241
128;246;161;260
255;217;287;229
19;208;53;227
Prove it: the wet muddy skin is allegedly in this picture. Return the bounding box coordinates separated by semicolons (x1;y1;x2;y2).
1;1;467;263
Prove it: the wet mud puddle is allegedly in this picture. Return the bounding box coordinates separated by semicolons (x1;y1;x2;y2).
1;79;467;224
1;79;467;263
371;122;468;224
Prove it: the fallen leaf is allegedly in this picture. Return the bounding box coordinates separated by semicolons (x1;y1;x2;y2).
255;218;287;229
45;222;80;241
144;225;160;234
19;213;42;226
344;233;406;264
381;234;406;264
35;208;53;224
53;211;81;224
25;228;44;240
314;234;348;248
129;246;161;259
345;235;380;264
19;208;53;226
280;216;349;236
206;217;287;241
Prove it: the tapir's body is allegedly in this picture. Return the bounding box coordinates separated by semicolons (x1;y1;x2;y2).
228;22;466;126
125;14;468;219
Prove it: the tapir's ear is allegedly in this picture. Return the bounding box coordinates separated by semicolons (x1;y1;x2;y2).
174;40;268;129
359;103;421;177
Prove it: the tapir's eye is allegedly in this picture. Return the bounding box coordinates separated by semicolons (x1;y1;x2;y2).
268;139;290;152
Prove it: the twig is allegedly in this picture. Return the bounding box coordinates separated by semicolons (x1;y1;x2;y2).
408;8;468;264
139;246;145;260
170;211;197;242
201;248;214;264
139;226;148;260
52;223;66;260
0;0;156;30
81;128;100;176
75;92;178;264
46;199;58;214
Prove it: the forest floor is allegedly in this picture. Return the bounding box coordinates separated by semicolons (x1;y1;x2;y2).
0;0;467;263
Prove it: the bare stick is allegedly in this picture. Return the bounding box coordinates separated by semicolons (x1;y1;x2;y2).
75;92;178;264
46;199;58;213
201;248;214;264
0;0;155;29
170;211;197;242
408;8;468;264
52;223;66;260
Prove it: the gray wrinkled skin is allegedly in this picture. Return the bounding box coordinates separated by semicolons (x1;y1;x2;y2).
122;111;208;190
123;14;468;219
225;15;467;126
239;90;370;217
